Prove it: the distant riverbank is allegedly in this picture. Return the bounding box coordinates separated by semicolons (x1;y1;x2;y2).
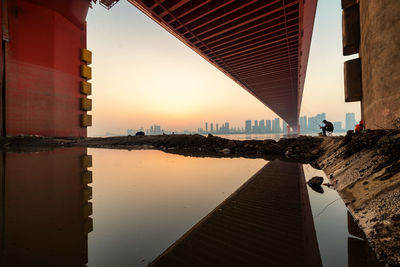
213;132;345;141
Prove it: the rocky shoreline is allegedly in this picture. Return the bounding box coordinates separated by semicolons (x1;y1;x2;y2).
0;130;399;265
317;130;400;266
0;133;323;162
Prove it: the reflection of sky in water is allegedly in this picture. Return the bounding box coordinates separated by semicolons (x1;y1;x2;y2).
88;149;266;267
2;148;372;267
303;164;348;267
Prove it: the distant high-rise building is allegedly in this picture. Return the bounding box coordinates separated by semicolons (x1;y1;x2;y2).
299;116;307;131
346;112;356;130
253;120;258;133
224;122;230;133
149;125;162;135
273;118;281;133
266;120;272;133
205;122;208;132
333;121;342;132
307;114;325;132
210;123;214;132
316;113;326;125
282;121;288;133
216;123;219;132
245;120;252;134
307;117;314;132
259;120;265;133
272;120;276;132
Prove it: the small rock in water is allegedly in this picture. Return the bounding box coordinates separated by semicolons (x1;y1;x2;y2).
307;176;324;187
307;176;324;193
221;148;230;154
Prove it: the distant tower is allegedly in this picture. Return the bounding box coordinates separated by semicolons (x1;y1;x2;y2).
282;121;288;133
346;112;356;130
333;121;342;132
321;113;326;122
253;120;258;133
245;120;252;134
205;122;208;132
259;120;265;133
300;116;307;131
274;118;281;133
210;123;214;133
266;120;272;133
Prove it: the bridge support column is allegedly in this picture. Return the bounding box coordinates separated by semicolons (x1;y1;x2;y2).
358;0;400;129
2;0;91;136
342;0;400;129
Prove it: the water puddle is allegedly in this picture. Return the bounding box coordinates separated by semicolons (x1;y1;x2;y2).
0;148;380;266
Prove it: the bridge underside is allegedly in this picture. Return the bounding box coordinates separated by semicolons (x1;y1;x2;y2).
128;0;317;127
0;0;316;137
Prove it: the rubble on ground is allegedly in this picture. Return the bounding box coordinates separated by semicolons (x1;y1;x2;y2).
318;129;400;266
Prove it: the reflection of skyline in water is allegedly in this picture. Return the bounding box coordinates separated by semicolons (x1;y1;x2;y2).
0;148;381;266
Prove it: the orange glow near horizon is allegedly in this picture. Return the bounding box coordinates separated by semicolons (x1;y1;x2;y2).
87;1;361;136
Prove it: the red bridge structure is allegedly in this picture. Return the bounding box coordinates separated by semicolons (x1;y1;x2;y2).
0;0;317;137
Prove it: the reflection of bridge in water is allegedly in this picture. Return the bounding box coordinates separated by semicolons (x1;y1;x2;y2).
0;149;382;266
150;160;322;267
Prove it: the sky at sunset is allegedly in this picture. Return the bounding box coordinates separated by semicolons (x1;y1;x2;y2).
87;0;361;136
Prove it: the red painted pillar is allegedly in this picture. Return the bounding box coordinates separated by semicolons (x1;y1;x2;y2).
287;124;291;135
3;0;91;136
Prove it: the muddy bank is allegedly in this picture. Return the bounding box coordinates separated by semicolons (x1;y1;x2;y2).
317;130;400;266
0;130;399;265
0;134;323;163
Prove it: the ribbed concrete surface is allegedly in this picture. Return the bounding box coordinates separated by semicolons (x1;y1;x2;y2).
150;160;322;267
127;1;318;127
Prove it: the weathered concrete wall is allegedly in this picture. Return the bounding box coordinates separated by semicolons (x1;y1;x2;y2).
359;0;400;129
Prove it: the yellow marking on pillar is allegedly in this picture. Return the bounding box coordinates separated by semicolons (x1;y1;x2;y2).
81;65;92;80
82;186;93;202
81;48;92;64
82;202;93;217
81;114;92;127
81;171;93;185
81;98;92;111
81;154;92;168
81;81;92;95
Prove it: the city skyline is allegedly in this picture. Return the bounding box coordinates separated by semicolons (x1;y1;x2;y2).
86;1;360;136
121;112;358;137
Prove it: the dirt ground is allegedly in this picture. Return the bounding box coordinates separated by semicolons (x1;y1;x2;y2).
317;130;400;266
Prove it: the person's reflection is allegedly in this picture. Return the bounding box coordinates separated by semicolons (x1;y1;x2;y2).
0;148;93;267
